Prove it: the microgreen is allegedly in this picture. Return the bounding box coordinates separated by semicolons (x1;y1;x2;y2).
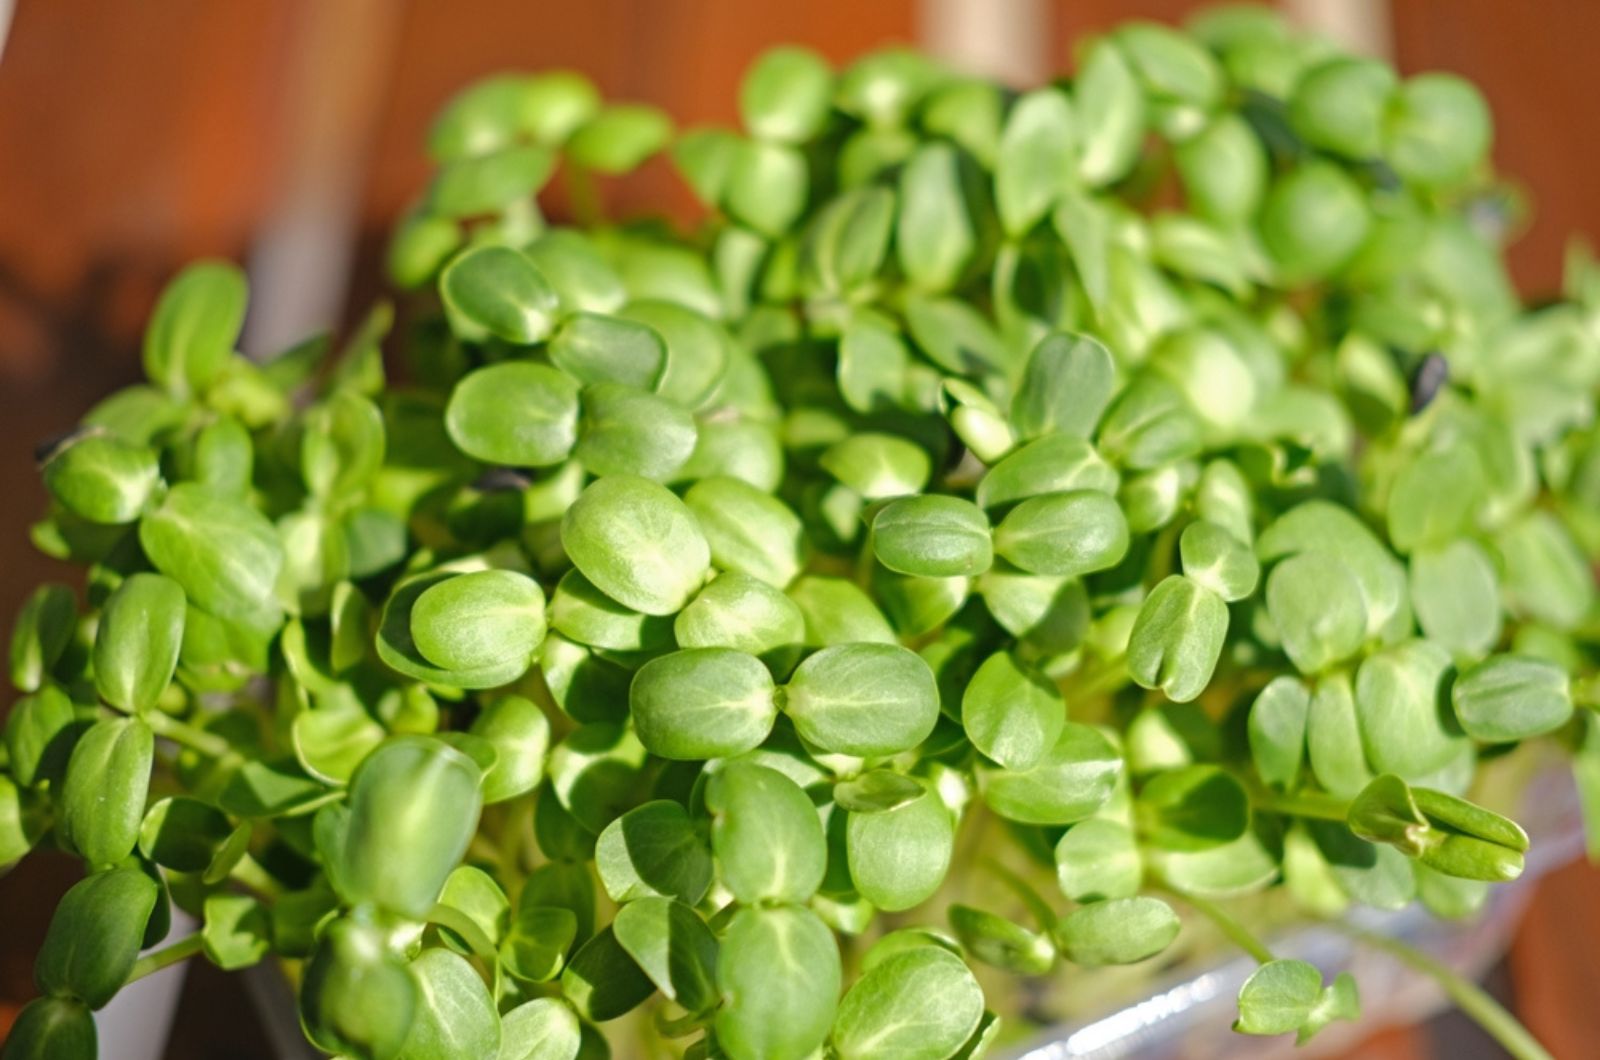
2;11;1592;1060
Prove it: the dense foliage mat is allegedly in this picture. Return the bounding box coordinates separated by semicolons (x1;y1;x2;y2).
5;6;1599;1059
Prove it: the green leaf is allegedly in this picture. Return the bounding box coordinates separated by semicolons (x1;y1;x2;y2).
993;490;1129;577
139;483;285;623
834;769;926;813
435;865;510;956
596;800;713;904
1174;113;1267;222
376;571;536;689
403;948;500;1060
831;946;984;1060
1409;538;1502;657
1056;896;1179;967
1235;959;1323;1036
499;999;581;1060
788;576;897;648
1248;676;1310;791
1258;500;1412;643
1116;21;1223;109
726;141;809;237
1259;162;1371;282
292;704;386;786
428;144;553;217
784;642;940;756
1010;332;1116;441
440;245;559;344
804;190;896;299
567;105;673;174
499;903;577;983
1126;575;1228;703
35;866;158;1009
1289;58;1395;159
525;230;626;314
561;925;656;1023
1411;786;1528;853
904;294;1011;379
1347;773;1430;854
138;795;234;873
201;892;271;970
445;362;580;468
820;433;932;500
837;315;910;413
1384;73;1491;188
301;390;385;498
685;476;806;588
408;568;545;675
977;722;1122;825
574;382;698;482
615;300;729;409
872;495;992;578
707;761;826;904
1308;818;1416;909
962;650;1064;771
518;71;602;146
740;47;833;143
1075;40;1144;186
1497;510;1594;630
977;435;1120;512
1137;765;1249;852
716;905;841;1060
846;782;955;911
2;997;97;1060
1354;640;1462;779
897;143;983;292
1306;673;1373;798
333;736;482;918
469;695;550;803
947;904;1054;976
612;896;720;1014
1096;376;1202;471
42;433;160;525
4;685;77;789
143;261;247;395
1265;552;1367;674
1179;521;1258;602
546;723;648;833
1451;654;1572;743
299;917;419;1060
1387;446;1484;553
996;88;1076;236
561;475;710;616
1055;818;1142;901
9;583;76;693
92;572;185;711
548;313;665;389
60;717;153;869
674;573;805;673
630;648;777;760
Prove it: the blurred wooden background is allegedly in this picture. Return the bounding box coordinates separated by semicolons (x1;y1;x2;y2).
2;1;1599;1057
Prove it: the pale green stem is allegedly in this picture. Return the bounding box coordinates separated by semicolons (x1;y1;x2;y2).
1334;923;1555;1060
142;710;235;760
1253;789;1350;822
1164;888;1274;965
427;903;497;961
124;933;205;986
230;853;282;899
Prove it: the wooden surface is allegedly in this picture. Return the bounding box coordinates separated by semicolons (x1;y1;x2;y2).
2;2;1598;1057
